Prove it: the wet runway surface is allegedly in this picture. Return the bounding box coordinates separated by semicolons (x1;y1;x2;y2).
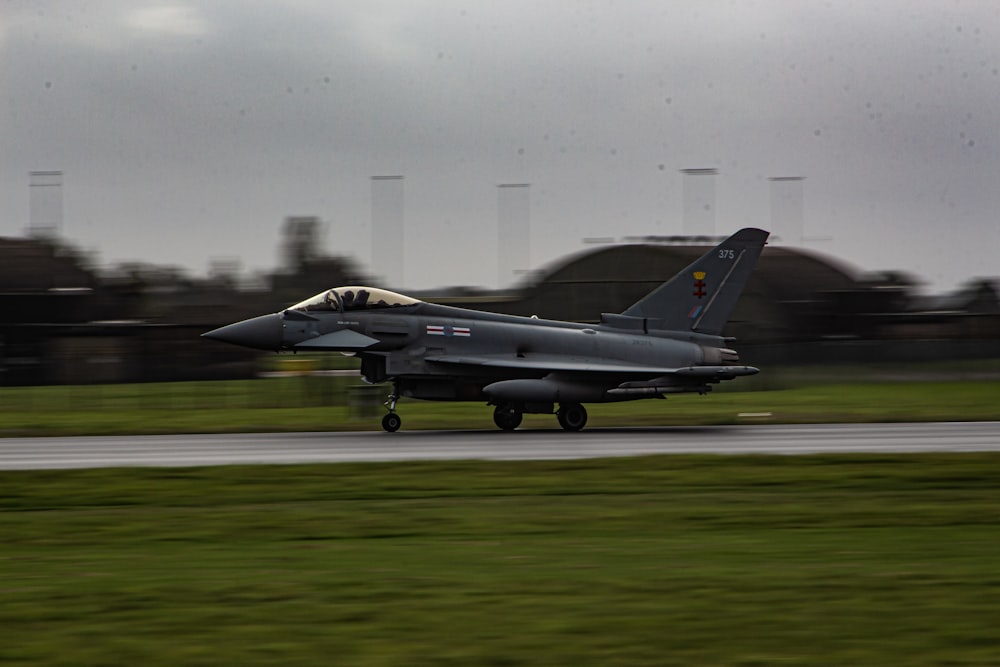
1;421;998;470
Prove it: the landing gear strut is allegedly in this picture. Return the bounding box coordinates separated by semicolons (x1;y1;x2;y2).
493;403;523;431
557;403;588;432
381;386;401;432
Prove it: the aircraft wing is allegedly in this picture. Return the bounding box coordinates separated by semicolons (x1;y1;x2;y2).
425;353;757;379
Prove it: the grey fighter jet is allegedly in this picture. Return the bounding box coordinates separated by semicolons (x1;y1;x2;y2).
203;227;769;432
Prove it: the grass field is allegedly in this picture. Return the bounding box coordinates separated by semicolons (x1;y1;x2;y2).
0;376;998;436
2;455;999;665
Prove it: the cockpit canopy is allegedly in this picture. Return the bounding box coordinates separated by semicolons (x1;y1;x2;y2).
289;286;421;313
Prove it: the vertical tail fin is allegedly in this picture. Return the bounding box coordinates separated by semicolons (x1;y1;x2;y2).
621;228;769;335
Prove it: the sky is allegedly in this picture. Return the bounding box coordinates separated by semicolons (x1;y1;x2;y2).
1;0;998;292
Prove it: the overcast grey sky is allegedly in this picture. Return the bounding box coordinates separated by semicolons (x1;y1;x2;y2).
2;1;998;291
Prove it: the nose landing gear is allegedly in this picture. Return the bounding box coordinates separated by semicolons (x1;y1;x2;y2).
381;387;401;432
381;412;401;432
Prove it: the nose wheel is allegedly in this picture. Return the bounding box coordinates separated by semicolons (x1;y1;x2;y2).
382;387;401;432
381;412;401;433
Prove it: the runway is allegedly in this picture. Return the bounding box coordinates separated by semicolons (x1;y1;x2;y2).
1;421;998;470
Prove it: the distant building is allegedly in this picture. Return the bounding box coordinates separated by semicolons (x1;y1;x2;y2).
371;176;405;289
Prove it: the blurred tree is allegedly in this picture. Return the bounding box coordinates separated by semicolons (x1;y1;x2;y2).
271;216;368;304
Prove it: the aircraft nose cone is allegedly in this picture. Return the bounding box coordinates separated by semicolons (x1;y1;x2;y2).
202;313;283;351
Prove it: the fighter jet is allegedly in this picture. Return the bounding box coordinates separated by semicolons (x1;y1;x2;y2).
203;227;769;432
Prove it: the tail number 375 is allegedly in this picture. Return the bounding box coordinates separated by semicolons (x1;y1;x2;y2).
718;249;735;259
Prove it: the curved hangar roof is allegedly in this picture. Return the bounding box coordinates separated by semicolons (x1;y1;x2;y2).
494;243;863;342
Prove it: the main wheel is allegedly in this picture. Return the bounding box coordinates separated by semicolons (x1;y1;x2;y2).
381;413;402;432
557;403;588;432
493;404;523;431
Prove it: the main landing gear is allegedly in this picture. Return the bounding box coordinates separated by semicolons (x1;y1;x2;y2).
556;403;588;432
381;387;401;432
490;402;589;432
383;392;589;433
493;403;523;431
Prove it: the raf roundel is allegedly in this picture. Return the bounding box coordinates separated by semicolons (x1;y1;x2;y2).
427;324;471;337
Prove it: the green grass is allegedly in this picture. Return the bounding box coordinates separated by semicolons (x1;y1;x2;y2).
0;378;998;436
2;455;999;665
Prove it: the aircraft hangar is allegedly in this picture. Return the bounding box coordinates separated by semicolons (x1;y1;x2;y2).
430;241;999;364
439;242;867;342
